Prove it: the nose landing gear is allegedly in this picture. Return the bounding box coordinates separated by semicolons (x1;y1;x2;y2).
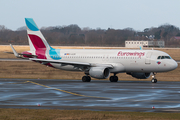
151;72;157;83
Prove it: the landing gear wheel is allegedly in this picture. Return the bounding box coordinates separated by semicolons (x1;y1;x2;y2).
109;76;118;82
114;76;118;82
82;76;91;82
87;76;91;82
151;72;157;83
151;79;157;83
110;76;114;82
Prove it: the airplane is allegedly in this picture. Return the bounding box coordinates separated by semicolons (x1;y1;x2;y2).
10;18;178;83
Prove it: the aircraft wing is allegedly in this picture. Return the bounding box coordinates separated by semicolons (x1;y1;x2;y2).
9;44;113;68
29;58;113;68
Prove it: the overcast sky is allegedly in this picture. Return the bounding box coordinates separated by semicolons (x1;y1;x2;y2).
0;0;180;31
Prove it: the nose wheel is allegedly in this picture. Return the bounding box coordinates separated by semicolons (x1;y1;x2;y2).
151;78;157;83
151;72;157;83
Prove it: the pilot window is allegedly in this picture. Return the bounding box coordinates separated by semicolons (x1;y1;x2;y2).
161;56;165;59
157;56;161;59
165;56;171;59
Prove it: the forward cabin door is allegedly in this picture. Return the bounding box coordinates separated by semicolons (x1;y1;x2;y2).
102;55;109;63
145;52;152;64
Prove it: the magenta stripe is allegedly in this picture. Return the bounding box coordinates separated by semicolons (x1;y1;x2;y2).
22;51;33;58
28;34;47;59
28;34;46;49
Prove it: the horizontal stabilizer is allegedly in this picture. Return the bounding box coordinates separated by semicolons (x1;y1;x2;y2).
4;52;14;54
19;54;37;57
4;51;37;58
8;44;37;59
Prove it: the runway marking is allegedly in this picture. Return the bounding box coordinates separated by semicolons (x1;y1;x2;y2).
4;80;180;104
26;81;110;100
0;81;29;85
8;81;29;84
126;99;180;103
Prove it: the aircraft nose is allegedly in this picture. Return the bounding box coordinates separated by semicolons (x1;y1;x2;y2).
170;60;178;70
174;60;178;68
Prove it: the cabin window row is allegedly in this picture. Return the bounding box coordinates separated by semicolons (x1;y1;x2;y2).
53;56;141;59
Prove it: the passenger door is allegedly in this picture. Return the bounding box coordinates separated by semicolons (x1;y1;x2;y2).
145;52;152;64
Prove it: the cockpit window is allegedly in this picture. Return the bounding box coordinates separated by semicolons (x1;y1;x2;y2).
165;56;171;59
161;56;165;59
157;56;172;59
157;56;161;59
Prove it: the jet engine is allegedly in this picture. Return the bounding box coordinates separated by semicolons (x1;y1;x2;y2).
126;72;151;79
89;67;110;79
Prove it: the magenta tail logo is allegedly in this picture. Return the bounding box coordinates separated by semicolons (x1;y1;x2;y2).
28;34;47;59
28;34;46;49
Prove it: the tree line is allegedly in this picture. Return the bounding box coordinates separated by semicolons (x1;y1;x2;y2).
0;24;180;47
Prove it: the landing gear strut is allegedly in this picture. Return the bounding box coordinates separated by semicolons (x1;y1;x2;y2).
151;72;157;83
109;73;118;82
82;76;91;82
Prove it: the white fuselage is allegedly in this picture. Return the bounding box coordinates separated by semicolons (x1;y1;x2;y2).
44;49;178;73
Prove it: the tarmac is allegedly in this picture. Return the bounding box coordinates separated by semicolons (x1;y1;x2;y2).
0;78;180;112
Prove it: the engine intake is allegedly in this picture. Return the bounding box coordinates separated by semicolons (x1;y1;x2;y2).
127;72;151;79
89;67;110;79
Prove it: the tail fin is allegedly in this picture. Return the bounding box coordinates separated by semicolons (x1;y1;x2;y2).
25;18;50;52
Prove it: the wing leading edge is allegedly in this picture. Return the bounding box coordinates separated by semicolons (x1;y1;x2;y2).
29;58;113;68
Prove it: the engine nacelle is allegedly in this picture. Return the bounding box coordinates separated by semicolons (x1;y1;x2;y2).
89;67;110;79
127;72;151;79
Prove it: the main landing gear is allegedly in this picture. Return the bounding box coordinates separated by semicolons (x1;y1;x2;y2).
109;73;118;82
82;76;91;82
151;72;157;83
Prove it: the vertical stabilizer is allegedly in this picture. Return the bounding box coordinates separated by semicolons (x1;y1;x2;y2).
25;18;52;59
25;18;50;51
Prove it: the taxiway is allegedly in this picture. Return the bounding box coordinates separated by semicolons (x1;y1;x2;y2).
0;79;180;112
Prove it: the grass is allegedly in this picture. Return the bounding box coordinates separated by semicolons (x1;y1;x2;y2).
0;61;179;81
0;109;180;120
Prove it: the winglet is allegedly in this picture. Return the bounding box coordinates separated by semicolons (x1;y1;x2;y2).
10;44;20;58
